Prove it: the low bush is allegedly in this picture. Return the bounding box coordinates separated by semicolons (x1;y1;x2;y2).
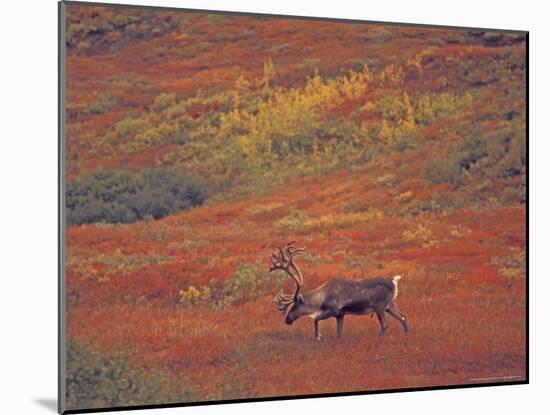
425;156;463;185
375;174;397;187
65;339;194;410
274;209;311;232
425;124;526;186
275;209;383;233
491;247;526;287
403;193;464;215
402;224;439;248
178;260;285;309
66;169;207;225
222;260;274;303
66;7;179;54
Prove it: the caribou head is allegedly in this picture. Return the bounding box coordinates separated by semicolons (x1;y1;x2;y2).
269;241;305;325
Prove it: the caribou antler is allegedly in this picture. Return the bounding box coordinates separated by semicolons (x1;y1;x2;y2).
270;241;305;313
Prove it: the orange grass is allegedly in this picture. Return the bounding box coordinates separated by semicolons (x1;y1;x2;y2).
64;4;526;404
66;162;526;401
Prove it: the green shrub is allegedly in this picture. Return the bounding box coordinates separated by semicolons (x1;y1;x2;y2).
491;247;526;287
178;260;284;309
403;192;464;215
425;135;487;185
274;209;310;232
375;94;412;122
152;93;177;112
375;173;397;187
454;136;488;170
487;126;526;178
274;209;383;233
66;7;179;53
114;117;149;139
425;156;463;185
66;169;207;225
425;125;526;186
222;260;274;302
65;339;194;410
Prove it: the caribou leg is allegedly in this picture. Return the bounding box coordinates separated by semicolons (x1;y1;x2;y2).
336;316;344;338
313;309;335;341
375;307;388;336
386;305;408;333
314;319;322;341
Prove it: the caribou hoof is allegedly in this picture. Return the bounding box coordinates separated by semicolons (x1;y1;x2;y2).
316;334;323;342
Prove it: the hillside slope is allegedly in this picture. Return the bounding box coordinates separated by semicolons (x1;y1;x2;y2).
63;4;526;410
66;155;526;404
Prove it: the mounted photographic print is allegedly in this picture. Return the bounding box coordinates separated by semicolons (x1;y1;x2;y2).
58;1;528;413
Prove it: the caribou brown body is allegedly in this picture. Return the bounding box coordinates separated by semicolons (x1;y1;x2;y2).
270;242;408;340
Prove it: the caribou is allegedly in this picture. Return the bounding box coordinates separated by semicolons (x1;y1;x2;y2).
270;241;408;340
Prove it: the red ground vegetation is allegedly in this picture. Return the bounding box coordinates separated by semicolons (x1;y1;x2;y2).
66;160;526;401
63;3;526;407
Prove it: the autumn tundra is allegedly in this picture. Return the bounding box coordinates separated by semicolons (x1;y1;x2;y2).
61;3;527;412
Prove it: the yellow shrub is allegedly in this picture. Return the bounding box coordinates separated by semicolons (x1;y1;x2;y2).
178;286;211;306
395;191;413;203
402;224;438;248
276;209;383;233
274;209;310;232
450;225;472;238
491;247;526;281
308;210;384;231
219;62;373;154
375;174;396;187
